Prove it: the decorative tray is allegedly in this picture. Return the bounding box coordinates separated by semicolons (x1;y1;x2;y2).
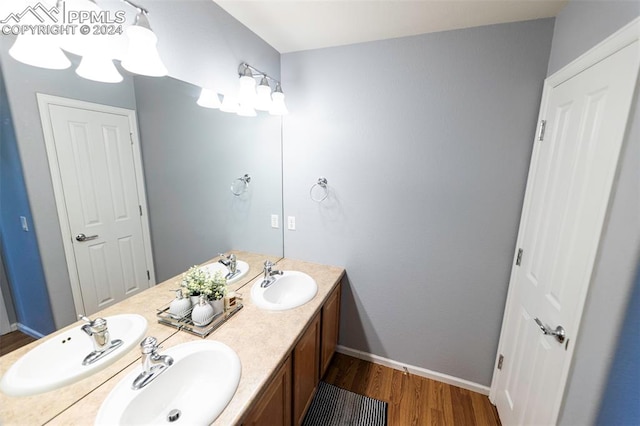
156;302;243;338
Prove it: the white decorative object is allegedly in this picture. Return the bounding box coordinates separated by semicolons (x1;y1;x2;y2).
191;295;215;327
210;298;224;315
168;289;191;319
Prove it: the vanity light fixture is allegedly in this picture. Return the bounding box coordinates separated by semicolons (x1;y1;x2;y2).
121;0;168;77
236;62;288;116
197;88;221;109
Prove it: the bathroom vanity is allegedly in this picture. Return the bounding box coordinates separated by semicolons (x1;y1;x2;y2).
0;251;344;425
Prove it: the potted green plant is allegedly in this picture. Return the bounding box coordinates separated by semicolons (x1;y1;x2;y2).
181;266;227;314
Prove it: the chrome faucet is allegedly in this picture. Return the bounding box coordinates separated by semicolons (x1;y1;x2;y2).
261;260;283;288
218;253;239;279
79;315;123;366
132;337;174;390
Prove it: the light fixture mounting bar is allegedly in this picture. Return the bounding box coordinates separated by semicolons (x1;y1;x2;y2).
121;0;149;15
239;62;280;85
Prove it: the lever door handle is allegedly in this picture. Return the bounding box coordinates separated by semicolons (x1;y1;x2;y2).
534;318;566;343
76;233;98;242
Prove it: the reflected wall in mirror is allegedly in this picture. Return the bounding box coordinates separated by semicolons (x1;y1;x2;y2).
134;76;283;282
0;44;283;337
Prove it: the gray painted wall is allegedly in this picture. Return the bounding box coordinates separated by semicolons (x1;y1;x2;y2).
134;76;283;282
0;0;280;330
545;1;640;424
281;19;554;386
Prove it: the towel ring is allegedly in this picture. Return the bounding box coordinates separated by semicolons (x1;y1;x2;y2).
310;177;328;202
231;174;251;196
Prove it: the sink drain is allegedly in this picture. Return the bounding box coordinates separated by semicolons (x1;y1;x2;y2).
167;409;181;422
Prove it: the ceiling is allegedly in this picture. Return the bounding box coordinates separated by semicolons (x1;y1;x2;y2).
214;0;568;53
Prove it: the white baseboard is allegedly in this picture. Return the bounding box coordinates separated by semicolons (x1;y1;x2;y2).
17;323;45;339
336;345;491;396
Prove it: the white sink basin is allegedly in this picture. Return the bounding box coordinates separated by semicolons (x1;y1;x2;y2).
251;271;318;311
96;340;241;425
203;260;249;285
0;314;147;397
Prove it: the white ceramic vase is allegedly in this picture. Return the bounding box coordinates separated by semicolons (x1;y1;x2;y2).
191;296;215;326
210;298;224;315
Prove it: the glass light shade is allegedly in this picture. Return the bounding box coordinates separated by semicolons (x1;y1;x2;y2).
196;88;221;109
76;53;123;83
269;91;288;116
220;94;239;113
121;24;168;77
9;34;71;69
238;75;256;107
254;78;272;111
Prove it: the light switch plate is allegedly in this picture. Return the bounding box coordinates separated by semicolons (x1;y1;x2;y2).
287;216;296;231
271;214;279;229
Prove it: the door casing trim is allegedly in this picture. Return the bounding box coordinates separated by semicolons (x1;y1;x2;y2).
37;94;156;316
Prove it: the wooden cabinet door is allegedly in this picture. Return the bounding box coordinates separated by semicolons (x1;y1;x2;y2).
243;357;292;426
320;282;341;377
293;313;320;425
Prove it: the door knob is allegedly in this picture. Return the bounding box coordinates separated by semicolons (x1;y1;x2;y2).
76;233;98;242
534;318;566;343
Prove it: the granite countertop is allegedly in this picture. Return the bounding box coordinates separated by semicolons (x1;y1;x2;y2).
0;253;344;425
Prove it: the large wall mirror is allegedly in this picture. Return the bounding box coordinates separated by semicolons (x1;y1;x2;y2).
0;41;283;335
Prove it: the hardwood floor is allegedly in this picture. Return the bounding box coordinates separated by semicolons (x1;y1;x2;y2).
0;330;36;357
323;353;501;426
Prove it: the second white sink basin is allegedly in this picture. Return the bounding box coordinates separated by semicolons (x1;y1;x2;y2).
203;260;249;285
251;271;318;311
96;340;241;425
0;314;147;397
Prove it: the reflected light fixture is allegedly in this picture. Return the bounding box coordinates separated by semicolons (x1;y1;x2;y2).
8;1;70;70
270;83;289;116
237;62;287;116
197;88;221;109
76;51;123;83
9;33;71;70
254;76;272;111
121;1;168;77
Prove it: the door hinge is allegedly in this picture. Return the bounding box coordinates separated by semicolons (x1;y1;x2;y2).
139;205;143;216
146;270;150;280
516;248;523;266
130;132;134;145
538;119;547;141
497;354;504;370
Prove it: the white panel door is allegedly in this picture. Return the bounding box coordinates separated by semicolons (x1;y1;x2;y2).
48;105;151;315
493;40;639;425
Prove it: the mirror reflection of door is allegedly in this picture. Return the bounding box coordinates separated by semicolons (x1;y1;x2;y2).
38;95;155;316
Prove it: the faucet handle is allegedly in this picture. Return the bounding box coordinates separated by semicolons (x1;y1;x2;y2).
79;315;107;332
264;260;273;269
140;336;159;354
